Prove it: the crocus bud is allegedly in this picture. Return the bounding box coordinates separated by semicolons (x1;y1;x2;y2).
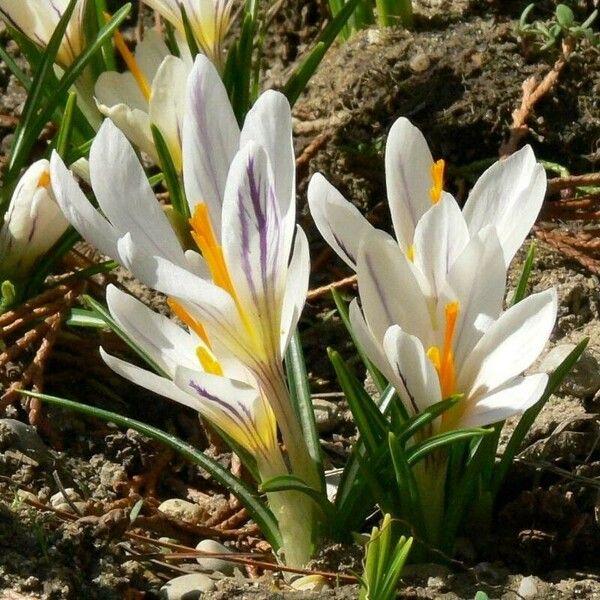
0;160;69;280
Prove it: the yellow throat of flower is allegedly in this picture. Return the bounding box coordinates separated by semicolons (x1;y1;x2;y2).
109;18;151;101
37;170;51;189
426;301;459;399
429;159;445;204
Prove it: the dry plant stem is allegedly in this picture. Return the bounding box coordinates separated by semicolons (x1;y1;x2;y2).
295;132;331;173
548;173;600;193
307;274;357;301
535;228;600;274
500;38;574;157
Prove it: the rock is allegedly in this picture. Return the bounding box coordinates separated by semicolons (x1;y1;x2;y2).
409;52;431;73
195;539;237;575
518;575;539;598
99;462;128;490
312;398;343;434
16;490;38;504
53;501;87;514
159;573;215;599
0;419;51;464
50;488;81;508
537;345;600;398
291;575;331;591
158;499;205;524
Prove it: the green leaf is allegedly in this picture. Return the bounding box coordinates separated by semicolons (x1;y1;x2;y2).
66;308;109;329
150;124;189;219
285;330;325;490
492;338;589;496
328;347;388;456
556;4;575;28
406;427;492;466
20;389;282;551
511;242;536;306
283;0;363;106
259;474;334;520
331;288;387;394
7;0;79;180
397;396;461;444
179;4;201;59
54;91;79;157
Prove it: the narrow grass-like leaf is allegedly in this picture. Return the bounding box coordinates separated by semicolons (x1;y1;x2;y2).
179;4;201;59
285;330;324;490
54;92;78;157
381;536;413;598
151;124;188;219
7;0;79;177
259;474;334;520
6;3;131;192
20;389;282;551
397;396;461;444
93;0;116;71
283;0;363;106
331;288;387;394
328;348;387;456
492;338;588;496
406;427;492;466
511;242;536;306
66;308;107;329
0;45;31;90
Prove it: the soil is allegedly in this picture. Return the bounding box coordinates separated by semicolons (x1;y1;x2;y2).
1;0;600;598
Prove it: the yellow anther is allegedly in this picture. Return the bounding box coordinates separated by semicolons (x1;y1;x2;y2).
110;19;151;101
406;244;416;262
196;346;223;376
429;159;445;204
167;297;210;346
37;170;51;189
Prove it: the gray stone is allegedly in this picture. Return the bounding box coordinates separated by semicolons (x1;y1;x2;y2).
50;488;81;508
0;419;51;464
99;462;127;489
312;398;342;434
159;573;215;599
537;345;600;398
158;499;205;524
195;539;237;575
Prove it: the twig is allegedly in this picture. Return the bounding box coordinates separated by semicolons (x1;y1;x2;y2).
547;173;600;193
307;274;357;301
500;38;574;157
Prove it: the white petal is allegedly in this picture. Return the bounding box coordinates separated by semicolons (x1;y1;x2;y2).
280;226;309;355
460;373;548;428
413;193;469;297
221;141;285;357
357;230;432;345
241;90;295;254
106;284;198;377
149;55;189;172
100;348;203;412
89;120;186;267
182;54;239;227
135;28;171;80
49;151;119;259
385;117;435;251
95;72;148;112
442;226;506;367
462;146;546;266
383;325;442;414
307;173;375;269
458;289;557;395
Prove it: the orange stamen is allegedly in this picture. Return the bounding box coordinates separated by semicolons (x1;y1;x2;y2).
109;17;151;101
427;301;460;399
429;159;445;204
37;170;51;189
189;203;254;336
167;297;210;346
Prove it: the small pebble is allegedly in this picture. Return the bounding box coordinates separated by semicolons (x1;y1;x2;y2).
0;419;51;464
158;498;205;523
312;398;342;434
518;575;538;598
50;488;81;508
99;462;128;490
195;539;237;575
409;52;431;72
16;490;38;504
159;573;215;599
291;575;330;591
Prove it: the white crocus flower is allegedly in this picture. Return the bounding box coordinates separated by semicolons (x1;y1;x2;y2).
95;29;191;172
144;0;234;69
100;284;312;567
349;226;557;431
308;117;546;273
0;0;86;68
0;160;69;280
